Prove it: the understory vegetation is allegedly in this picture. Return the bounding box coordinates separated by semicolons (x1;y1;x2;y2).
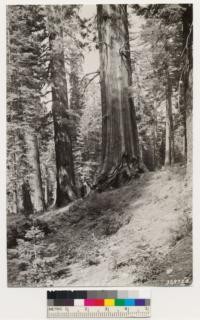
8;165;192;286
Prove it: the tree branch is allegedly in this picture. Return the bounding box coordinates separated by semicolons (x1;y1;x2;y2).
83;73;100;94
41;90;52;97
180;23;193;58
81;70;100;83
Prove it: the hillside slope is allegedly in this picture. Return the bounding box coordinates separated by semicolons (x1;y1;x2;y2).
8;165;192;287
38;165;192;287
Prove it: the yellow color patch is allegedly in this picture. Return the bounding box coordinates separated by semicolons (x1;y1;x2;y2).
104;299;115;306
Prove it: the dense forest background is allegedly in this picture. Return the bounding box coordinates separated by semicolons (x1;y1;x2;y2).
7;4;192;287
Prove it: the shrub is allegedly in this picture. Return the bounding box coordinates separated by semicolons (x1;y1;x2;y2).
7;214;51;249
14;226;58;286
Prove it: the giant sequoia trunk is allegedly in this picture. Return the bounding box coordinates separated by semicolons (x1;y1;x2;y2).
24;129;45;213
96;5;140;191
47;6;77;206
164;73;174;166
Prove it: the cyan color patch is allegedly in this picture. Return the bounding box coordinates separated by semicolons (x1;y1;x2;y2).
124;299;136;306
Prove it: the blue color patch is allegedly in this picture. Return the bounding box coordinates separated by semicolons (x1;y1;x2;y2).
124;299;136;306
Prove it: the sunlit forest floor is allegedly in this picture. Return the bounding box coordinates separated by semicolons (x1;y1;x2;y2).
8;164;192;287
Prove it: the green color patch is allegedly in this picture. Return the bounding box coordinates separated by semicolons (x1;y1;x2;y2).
115;299;125;306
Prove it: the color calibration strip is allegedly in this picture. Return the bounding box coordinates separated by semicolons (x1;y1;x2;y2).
47;290;151;318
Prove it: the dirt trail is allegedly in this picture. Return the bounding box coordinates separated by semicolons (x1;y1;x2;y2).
40;165;192;286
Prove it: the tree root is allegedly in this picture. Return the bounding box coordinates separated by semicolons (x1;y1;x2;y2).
94;154;145;192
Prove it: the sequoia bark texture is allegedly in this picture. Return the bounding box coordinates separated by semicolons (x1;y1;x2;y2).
97;4;140;190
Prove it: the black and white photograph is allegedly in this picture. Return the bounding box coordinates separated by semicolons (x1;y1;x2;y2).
7;3;193;287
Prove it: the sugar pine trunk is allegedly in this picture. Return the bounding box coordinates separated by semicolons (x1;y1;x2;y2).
48;6;77;206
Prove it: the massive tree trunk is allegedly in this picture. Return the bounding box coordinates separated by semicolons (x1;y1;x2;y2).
96;4;140;191
182;4;193;174
47;6;77;206
24;129;45;213
164;72;174;166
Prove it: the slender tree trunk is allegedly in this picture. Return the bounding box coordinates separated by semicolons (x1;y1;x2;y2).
44;167;49;206
24;129;45;213
47;6;77;206
44;183;48;206
153;99;158;169
185;69;192;175
178;78;187;161
96;4;140;190
12;149;24;214
182;4;193;174
12;190;17;214
165;106;170;166
164;73;174;166
22;180;33;216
